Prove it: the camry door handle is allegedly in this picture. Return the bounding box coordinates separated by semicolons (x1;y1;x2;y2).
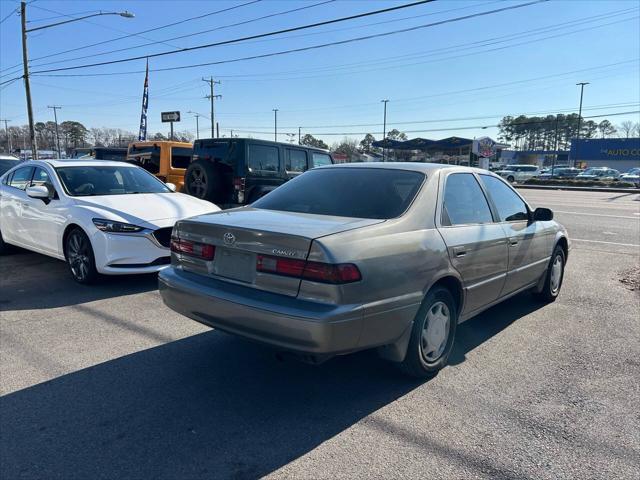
509;238;519;246
453;246;467;257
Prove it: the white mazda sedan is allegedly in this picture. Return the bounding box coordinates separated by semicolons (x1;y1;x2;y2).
0;159;219;283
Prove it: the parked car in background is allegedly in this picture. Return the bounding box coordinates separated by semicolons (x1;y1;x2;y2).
160;163;568;378
0;154;20;176
620;167;640;186
76;147;128;161
494;164;540;183
184;138;333;207
537;167;582;179
576;167;620;181
0;160;218;283
70;148;92;159
126;141;192;192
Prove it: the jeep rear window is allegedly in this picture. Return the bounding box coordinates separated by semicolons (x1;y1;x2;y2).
253;168;424;219
171;146;193;169
192;141;233;165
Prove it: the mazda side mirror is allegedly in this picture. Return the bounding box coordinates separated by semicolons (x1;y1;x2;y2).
533;207;553;221
26;185;51;200
165;182;177;192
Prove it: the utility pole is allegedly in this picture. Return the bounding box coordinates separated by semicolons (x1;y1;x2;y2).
47;105;62;158
573;82;589;168
1;119;11;153
273;109;278;142
195;114;200;139
381;99;389;162
21;1;37;159
298;127;301;145
203;77;221;138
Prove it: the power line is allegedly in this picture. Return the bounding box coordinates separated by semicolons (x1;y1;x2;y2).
28;1;587;78
29;0;451;74
0;0;264;76
25;0;338;70
0;6;18;25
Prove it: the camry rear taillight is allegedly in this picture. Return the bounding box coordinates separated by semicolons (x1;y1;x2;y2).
170;237;215;260
256;254;361;284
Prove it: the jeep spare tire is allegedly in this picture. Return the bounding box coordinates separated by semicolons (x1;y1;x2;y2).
185;160;220;201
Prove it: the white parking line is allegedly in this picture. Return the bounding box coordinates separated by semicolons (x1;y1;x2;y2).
572;238;640;247
553;210;640;220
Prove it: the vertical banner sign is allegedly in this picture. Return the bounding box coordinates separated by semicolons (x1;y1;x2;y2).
138;59;149;141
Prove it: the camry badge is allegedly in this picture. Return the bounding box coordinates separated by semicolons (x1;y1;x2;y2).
223;232;236;245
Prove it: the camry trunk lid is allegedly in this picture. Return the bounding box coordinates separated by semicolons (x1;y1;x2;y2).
172;208;382;296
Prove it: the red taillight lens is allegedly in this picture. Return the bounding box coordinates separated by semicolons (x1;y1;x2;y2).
170;237;215;260
256;254;361;284
233;177;246;190
257;255;305;277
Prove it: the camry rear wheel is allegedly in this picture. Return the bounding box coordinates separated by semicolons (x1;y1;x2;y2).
507;175;515;183
65;228;99;284
397;286;457;379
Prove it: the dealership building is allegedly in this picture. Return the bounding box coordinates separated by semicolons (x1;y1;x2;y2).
569;138;640;171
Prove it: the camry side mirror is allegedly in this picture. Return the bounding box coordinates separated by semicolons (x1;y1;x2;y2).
533;207;553;221
26;185;51;200
165;182;177;192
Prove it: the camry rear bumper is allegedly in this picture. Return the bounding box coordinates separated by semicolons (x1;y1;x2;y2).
158;266;365;354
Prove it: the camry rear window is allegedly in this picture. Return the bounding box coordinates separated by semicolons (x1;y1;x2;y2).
253;168;424;219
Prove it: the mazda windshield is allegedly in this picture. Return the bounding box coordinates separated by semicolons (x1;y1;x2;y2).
56;165;171;196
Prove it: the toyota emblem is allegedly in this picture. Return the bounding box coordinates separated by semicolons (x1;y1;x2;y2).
223;232;236;245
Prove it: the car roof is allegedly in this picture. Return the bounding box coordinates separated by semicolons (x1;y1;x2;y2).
317;161;493;176
23;159;137;168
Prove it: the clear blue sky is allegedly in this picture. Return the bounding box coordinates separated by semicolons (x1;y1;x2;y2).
1;0;639;146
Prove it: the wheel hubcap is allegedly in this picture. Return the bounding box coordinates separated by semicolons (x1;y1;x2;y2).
67;233;90;281
550;254;563;293
421;301;450;363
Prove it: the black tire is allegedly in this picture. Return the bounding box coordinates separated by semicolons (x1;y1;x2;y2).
185;160;221;201
507;175;515;183
65;228;99;284
533;245;565;303
397;286;458;379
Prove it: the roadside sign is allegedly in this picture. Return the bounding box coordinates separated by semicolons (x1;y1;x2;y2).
161;111;180;123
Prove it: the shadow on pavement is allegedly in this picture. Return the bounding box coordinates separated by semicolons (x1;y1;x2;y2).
0;250;158;311
0;292;544;479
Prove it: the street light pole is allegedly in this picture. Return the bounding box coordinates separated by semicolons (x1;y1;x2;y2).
21;1;37;159
19;2;134;161
381;99;389;162
574;82;589;167
47;105;62;158
273;109;278;142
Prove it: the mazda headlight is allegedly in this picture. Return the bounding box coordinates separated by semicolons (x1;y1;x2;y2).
92;218;144;233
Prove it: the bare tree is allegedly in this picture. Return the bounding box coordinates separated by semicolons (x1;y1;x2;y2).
618;120;635;139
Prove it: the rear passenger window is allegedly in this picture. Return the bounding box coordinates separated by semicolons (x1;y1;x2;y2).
442;173;493;226
285;149;307;172
311;153;332;167
248;145;280;173
170;146;192;169
480;175;529;222
128;146;160;174
8;167;33;190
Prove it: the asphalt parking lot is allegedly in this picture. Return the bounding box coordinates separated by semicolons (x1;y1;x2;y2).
1;189;639;480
